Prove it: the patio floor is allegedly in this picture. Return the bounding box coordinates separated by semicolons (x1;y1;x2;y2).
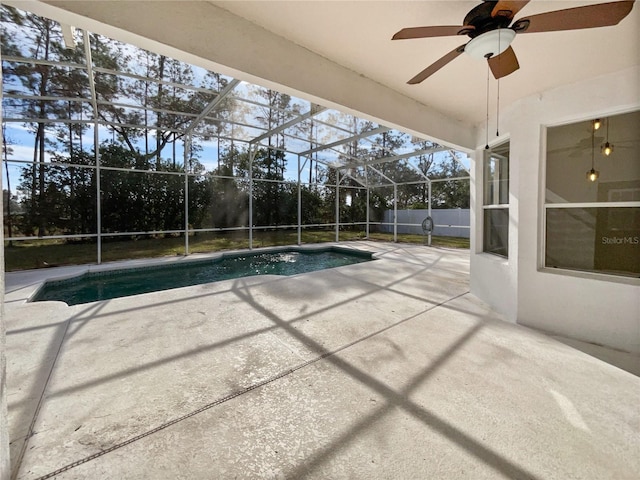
5;242;640;479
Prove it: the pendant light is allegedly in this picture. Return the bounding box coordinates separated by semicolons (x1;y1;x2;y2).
601;117;614;156
586;120;599;182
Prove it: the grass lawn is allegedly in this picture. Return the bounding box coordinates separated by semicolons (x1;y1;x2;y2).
4;230;469;272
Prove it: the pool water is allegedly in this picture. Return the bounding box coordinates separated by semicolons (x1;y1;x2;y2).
31;247;373;306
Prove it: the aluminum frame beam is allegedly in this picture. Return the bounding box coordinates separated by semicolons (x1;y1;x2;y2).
367;165;395;185
2;40;470;182
342;146;449;169
250;104;326;145
183;78;240;135
299;125;390;156
82;29;102;263
2;55;85;70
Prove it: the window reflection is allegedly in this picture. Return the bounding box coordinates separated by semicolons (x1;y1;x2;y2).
545;110;640;278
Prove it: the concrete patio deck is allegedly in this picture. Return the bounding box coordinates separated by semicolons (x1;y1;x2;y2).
5;242;640;479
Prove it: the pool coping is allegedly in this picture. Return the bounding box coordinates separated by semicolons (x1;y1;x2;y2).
5;243;378;306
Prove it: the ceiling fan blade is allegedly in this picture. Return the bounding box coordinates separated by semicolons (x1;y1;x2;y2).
488;46;520;79
513;1;635;34
408;45;466;84
392;25;473;40
491;0;530;20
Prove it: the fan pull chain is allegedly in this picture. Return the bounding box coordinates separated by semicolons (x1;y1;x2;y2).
496;77;500;137
485;56;490;150
496;29;501;137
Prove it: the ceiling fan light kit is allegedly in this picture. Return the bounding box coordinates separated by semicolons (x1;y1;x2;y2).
464;28;515;60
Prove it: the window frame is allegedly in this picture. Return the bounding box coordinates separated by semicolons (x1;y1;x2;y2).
542;110;640;280
482;144;510;258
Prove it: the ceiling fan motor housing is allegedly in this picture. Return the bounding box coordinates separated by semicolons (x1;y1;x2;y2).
463;2;513;37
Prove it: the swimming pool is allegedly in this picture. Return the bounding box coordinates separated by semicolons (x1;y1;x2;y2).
31;246;373;306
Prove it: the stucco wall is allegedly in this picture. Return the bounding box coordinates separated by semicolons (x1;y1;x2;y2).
470;140;519;322
471;66;640;353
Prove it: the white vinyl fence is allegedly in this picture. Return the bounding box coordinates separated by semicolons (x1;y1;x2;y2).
379;209;470;238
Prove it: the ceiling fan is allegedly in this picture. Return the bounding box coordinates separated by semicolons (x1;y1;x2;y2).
393;0;635;84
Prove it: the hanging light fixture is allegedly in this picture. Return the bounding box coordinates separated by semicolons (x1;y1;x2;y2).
586;121;599;182
593;118;602;131
601;117;614;156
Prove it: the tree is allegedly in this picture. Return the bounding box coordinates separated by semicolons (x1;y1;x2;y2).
97;47;213;167
15;142;213;237
430;153;470;208
206;146;248;229
198;71;239;170
1;7;64;235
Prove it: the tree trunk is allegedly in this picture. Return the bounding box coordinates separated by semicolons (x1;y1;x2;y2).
36;24;52;237
68;101;76;233
3;138;13;246
174;132;178;168
37;122;46;236
145;76;149;160
156;55;166;169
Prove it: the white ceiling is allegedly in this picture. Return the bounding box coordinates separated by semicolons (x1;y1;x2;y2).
211;1;640;126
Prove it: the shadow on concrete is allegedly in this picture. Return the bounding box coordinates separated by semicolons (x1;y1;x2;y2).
9;245;527;479
231;279;540;480
9;301;108;480
27;255;450;400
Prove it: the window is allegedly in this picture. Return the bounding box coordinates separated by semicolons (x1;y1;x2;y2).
545;110;640;278
483;142;509;257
